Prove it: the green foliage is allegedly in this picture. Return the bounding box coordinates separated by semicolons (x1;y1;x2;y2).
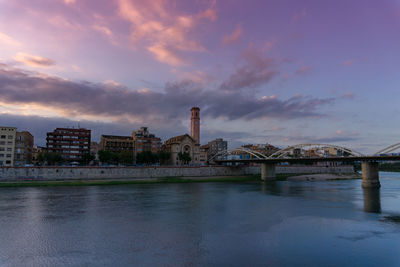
119;151;134;165
98;150;117;164
136;151;158;164
158;151;171;165
37;152;63;165
98;150;170;166
178;152;191;165
82;153;95;165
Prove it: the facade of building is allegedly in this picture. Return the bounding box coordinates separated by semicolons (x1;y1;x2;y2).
14;131;34;166
199;144;209;165
162;107;201;165
132;127;161;155
190;107;200;144
46;128;91;162
242;143;280;157
0;126;17;166
99;135;133;154
207;138;228;161
163;134;200;165
32;145;46;165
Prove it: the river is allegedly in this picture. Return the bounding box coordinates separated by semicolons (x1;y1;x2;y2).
0;172;399;266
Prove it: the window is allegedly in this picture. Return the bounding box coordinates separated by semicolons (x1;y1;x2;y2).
8;135;13;139
7;148;12;152
6;160;11;164
0;135;5;139
6;154;12;158
0;154;4;157
0;148;4;151
7;141;12;145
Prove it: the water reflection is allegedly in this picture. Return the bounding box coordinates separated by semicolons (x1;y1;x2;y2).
362;188;381;213
0;177;400;266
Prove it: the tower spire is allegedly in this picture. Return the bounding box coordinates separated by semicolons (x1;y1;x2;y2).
190;107;200;144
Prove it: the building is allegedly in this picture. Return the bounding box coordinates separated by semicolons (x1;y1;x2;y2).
132;127;161;155
190;107;200;144
14;131;34;166
46;128;91;162
162;107;201;165
207;138;228;161
163;134;200;165
99;135;133;154
0;126;17;166
32;145;46;165
199;144;209;165
242;143;280;157
90;141;100;161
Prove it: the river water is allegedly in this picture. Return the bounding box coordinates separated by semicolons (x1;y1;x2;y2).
0;172;399;266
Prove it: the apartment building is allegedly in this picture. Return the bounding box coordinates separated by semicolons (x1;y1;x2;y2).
14;131;34;166
46;128;91;162
0;126;17;166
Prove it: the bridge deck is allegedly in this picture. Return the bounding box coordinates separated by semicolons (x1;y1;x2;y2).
215;155;400;164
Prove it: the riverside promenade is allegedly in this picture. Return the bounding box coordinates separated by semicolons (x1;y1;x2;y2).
0;165;354;182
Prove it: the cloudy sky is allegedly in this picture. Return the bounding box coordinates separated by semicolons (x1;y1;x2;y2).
0;0;399;153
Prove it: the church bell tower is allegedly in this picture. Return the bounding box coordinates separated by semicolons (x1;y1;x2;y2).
190;107;200;144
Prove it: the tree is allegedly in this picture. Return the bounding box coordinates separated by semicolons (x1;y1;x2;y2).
178;152;191;165
82;153;95;165
158;151;171;165
98;150;117;164
136;151;158;165
37;152;63;165
119;151;134;165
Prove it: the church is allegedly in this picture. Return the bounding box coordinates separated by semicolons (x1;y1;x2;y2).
163;107;200;165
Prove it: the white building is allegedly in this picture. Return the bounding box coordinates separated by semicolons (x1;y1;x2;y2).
0;126;17;166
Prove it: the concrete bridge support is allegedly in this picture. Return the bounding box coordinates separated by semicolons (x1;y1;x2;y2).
361;161;381;188
261;163;276;181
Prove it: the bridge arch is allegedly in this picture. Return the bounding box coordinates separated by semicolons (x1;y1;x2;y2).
374;143;400;155
208;147;268;162
268;143;363;158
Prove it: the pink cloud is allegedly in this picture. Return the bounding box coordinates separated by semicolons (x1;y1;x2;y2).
117;0;214;65
343;59;353;66
147;44;185;66
63;0;76;5
0;32;21;47
92;25;112;37
295;65;312;75
14;52;55;67
222;25;243;45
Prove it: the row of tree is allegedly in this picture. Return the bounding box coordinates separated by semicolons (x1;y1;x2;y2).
37;152;95;165
98;150;172;165
36;150;191;166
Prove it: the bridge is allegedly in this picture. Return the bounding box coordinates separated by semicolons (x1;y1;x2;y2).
212;143;400;188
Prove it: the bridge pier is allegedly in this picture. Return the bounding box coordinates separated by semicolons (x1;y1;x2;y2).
361;161;381;188
261;163;276;181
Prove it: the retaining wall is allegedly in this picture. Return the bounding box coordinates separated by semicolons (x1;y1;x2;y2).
0;165;354;181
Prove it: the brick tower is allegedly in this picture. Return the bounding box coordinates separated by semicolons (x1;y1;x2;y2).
190;107;200;144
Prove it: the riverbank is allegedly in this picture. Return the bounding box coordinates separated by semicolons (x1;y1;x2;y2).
0;175;262;187
0;172;361;187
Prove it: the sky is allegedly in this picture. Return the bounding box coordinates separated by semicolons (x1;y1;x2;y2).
0;0;400;154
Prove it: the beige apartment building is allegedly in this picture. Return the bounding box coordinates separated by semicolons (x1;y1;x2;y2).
99;135;134;153
0;126;17;166
14;131;34;166
132;127;161;155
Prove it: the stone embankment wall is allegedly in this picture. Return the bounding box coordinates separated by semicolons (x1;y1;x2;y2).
0;165;354;181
